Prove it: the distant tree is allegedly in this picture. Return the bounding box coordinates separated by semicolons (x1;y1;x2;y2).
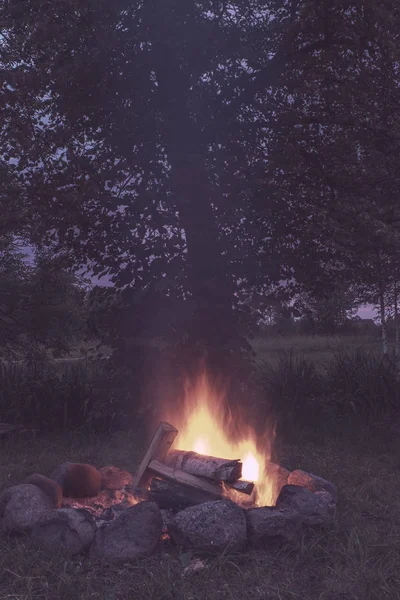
0;238;31;353
25;252;89;357
295;286;359;336
0;243;88;358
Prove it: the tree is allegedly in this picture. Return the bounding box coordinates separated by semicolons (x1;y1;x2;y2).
25;252;89;357
0;242;87;358
0;237;31;353
2;1;400;378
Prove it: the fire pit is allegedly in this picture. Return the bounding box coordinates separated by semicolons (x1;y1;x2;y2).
0;376;337;562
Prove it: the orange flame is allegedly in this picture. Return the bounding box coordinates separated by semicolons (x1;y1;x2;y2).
164;372;276;507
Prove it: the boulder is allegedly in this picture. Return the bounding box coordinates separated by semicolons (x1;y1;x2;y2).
288;470;337;502
50;463;102;498
246;506;301;547
24;474;63;508
90;501;162;563
0;484;53;534
168;499;247;553
32;508;96;556
276;485;336;526
99;466;133;490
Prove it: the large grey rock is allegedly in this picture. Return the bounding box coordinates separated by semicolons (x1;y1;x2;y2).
32;508;96;556
246;506;301;547
90;501;162;563
276;485;336;526
168;499;247;553
288;470;337;502
0;484;53;534
50;462;102;498
24;474;63;508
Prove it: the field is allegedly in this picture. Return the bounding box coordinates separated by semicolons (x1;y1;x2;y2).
0;334;399;600
252;334;385;364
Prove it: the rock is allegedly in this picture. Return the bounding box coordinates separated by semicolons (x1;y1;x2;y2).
276;485;336;526
50;463;102;498
0;484;53;534
161;509;174;534
265;462;291;500
168;500;247;553
90;501;162;563
100;466;133;490
246;506;301;547
288;470;337;501
183;558;207;576
24;474;63;508
32;508;96;556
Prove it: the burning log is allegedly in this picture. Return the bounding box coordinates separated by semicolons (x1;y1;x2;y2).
132;422;256;509
148;478;221;509
148;459;223;499
164;449;242;483
227;480;255;495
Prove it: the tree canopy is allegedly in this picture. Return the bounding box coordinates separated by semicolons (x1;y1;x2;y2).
2;1;400;369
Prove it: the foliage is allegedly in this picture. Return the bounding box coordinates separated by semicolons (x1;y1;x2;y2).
325;348;400;420
258;351;324;436
3;2;400;360
258;347;400;436
0;239;31;352
0;359;136;432
294;287;359;335
0;243;88;358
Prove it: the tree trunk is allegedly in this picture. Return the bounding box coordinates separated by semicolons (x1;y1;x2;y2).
395;282;400;379
147;13;246;373
379;272;388;357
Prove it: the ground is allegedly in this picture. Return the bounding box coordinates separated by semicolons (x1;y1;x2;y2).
1;423;399;600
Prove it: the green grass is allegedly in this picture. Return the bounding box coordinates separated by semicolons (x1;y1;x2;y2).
1;426;400;600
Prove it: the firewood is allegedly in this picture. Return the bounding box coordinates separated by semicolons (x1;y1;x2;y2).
226;479;255;495
148;459;223;499
164;449;242;482
148;478;221;509
132;422;178;490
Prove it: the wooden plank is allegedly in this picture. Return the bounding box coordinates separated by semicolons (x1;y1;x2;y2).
132;422;178;489
148;459;224;499
165;449;242;482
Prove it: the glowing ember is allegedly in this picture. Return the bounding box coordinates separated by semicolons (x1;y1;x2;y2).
164;372;276;507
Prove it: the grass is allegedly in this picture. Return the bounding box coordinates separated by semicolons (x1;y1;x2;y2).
252;334;385;365
1;426;400;600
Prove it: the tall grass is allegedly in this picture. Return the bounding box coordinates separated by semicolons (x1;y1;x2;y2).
258;348;400;437
1;345;399;436
0;360;105;431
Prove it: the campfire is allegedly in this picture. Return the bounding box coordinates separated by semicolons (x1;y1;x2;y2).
0;373;337;560
133;374;277;509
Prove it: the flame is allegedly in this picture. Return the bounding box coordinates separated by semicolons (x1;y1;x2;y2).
165;372;276;507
